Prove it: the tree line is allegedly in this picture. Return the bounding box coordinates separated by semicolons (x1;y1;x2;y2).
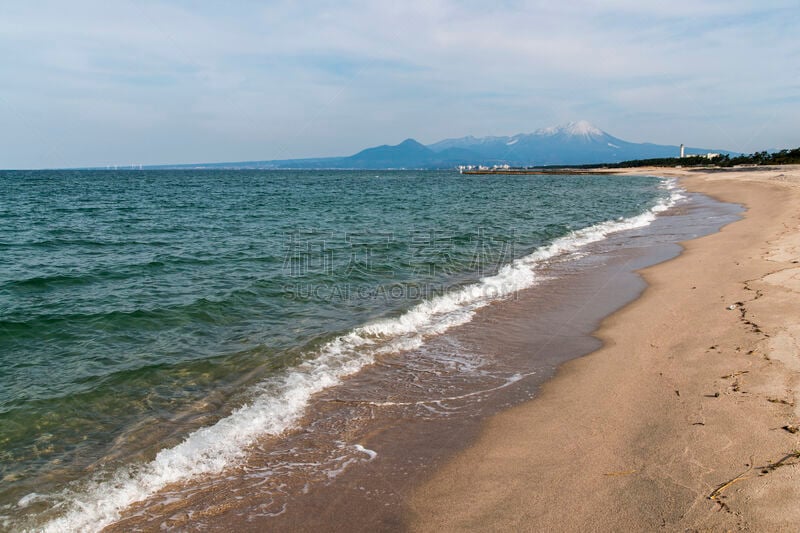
588;147;800;169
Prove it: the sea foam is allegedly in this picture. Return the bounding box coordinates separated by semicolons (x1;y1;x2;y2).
33;178;684;533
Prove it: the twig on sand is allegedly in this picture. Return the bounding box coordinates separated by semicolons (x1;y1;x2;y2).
710;451;800;500
709;469;751;500
758;451;800;474
710;454;754;501
603;470;637;477
721;370;749;379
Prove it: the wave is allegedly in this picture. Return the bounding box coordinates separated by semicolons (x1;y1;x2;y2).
0;254;282;294
0;287;275;336
29;179;684;532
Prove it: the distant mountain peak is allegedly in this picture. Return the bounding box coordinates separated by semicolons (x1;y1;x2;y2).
536;120;604;138
398;138;425;147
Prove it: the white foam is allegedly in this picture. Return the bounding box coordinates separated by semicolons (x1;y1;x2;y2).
368;371;532;407
33;178;684;533
353;444;377;461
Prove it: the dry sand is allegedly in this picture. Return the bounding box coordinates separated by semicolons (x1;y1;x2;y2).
409;166;800;532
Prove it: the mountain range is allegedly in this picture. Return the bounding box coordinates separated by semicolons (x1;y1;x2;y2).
152;121;733;169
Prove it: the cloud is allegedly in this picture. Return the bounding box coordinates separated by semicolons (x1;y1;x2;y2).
0;0;798;167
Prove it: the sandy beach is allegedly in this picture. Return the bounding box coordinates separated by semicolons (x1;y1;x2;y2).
410;166;800;531
48;166;798;532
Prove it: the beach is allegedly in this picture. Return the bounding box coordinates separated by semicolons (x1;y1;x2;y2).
96;173;735;532
3;171;692;531
410;166;800;531
5;167;798;531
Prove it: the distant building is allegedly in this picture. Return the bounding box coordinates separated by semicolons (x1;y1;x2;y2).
680;150;721;160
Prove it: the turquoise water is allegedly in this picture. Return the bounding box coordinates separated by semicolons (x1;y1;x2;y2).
0;170;669;527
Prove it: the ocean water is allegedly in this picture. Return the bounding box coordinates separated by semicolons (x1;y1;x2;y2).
0;170;678;530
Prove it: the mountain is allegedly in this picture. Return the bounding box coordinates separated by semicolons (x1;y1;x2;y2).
426;120;728;166
148;121;733;169
346;138;435;168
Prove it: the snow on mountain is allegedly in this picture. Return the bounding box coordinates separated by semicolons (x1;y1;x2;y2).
535;120;604;138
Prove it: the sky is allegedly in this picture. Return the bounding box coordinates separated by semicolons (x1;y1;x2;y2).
1;0;798;168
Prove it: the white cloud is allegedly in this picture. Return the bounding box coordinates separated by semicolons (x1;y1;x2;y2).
0;0;798;167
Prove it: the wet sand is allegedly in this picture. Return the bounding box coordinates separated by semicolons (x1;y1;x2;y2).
410;166;800;531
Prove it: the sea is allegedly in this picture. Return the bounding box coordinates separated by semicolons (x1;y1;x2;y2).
0;170;741;531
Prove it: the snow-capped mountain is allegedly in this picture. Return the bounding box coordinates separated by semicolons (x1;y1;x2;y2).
535;120;604;138
428;120;608;153
151;121;733;169
424;120;721;166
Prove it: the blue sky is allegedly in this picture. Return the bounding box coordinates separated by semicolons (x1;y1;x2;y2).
1;0;798;168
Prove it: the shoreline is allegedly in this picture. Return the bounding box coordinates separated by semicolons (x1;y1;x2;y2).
29;167;797;531
409;166;800;531
10;172;706;532
98;174;742;531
